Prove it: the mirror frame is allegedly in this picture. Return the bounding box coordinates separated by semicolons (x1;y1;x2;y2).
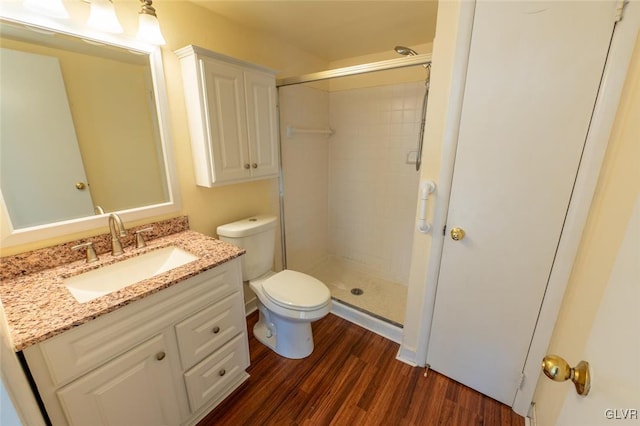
0;6;181;248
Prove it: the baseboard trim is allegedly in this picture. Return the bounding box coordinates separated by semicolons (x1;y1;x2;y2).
245;298;257;316
330;300;403;344
396;345;419;366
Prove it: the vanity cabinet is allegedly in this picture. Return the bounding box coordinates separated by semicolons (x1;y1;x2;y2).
176;45;279;187
23;257;249;426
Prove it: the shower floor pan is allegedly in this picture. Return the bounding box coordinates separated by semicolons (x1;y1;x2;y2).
307;258;407;326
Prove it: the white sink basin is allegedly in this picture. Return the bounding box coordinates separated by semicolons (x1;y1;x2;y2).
64;246;199;303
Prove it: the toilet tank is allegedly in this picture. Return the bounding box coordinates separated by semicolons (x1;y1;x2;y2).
216;216;277;281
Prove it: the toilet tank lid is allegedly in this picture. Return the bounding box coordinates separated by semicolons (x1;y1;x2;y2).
217;215;277;238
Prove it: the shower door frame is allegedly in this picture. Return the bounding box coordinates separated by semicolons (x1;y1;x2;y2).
275;52;433;272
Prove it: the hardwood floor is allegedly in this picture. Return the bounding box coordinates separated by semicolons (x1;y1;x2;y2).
199;312;525;426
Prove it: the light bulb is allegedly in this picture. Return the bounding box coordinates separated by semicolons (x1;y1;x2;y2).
88;0;123;34
137;0;166;45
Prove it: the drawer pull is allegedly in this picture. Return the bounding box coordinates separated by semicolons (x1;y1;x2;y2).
218;369;226;377
156;352;166;361
212;326;221;334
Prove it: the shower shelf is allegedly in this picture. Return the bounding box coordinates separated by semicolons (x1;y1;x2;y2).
285;125;334;138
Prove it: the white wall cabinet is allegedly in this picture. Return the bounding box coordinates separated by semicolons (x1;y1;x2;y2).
176;45;279;187
23;258;249;426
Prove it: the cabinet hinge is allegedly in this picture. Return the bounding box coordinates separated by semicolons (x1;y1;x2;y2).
516;372;526;390
615;0;626;22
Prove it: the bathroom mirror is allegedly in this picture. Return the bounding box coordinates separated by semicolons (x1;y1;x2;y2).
0;12;179;247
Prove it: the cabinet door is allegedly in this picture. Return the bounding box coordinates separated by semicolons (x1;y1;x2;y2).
201;57;251;183
56;334;182;426
244;70;280;178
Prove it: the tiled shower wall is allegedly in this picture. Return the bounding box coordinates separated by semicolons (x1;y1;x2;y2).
328;82;423;284
279;85;330;273
280;81;424;285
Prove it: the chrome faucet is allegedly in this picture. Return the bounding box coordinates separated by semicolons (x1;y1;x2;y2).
108;213;127;256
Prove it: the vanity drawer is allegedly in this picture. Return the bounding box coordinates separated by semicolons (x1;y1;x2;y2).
175;291;245;370
184;333;250;413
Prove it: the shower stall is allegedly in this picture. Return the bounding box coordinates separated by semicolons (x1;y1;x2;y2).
277;51;431;335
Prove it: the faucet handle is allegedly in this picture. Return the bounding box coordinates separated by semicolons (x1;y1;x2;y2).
72;242;99;263
134;227;154;249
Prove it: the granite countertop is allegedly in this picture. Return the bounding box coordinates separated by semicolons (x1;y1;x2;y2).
0;224;245;352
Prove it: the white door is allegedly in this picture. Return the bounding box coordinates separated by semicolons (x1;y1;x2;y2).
555;202;640;424
244;70;279;178
0;48;94;228
538;33;640;424
427;2;618;405
201;57;251;183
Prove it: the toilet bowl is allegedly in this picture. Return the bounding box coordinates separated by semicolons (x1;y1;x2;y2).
250;270;331;359
217;215;331;359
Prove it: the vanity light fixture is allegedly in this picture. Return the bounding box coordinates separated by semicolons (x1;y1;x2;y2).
87;0;123;34
137;0;166;46
23;0;69;19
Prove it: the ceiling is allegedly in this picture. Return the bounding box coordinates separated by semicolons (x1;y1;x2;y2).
191;1;438;62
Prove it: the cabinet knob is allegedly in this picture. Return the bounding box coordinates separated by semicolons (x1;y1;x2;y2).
156;352;166;361
252;163;258;169
212;326;220;334
218;369;226;377
244;163;250;169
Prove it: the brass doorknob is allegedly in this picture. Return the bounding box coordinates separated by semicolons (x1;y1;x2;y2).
75;182;86;190
450;227;466;241
542;354;590;396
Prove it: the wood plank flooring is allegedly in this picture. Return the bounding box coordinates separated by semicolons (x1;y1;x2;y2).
199;312;525;426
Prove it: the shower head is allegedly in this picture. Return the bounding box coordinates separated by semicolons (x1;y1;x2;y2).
394;45;419;57
394;45;429;69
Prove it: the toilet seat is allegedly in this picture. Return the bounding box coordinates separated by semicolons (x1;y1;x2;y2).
262;270;330;312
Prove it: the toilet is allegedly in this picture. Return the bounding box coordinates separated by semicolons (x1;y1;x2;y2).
217;215;331;359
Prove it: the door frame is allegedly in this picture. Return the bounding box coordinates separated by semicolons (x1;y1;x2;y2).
402;0;640;416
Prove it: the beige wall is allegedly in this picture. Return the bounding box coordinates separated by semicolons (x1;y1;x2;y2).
533;35;640;426
0;2;328;256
